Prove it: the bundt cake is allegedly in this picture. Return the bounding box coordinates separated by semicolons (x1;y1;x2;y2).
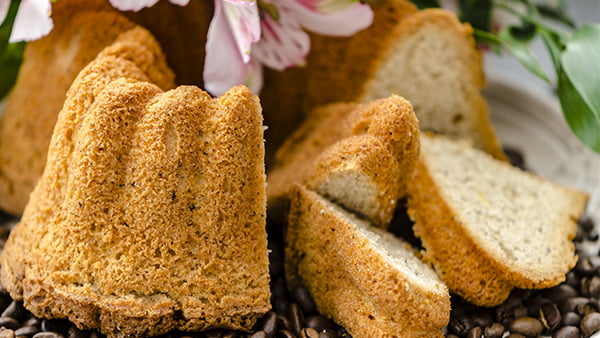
267;95;420;228
0;34;270;337
260;0;505;166
0;0;174;216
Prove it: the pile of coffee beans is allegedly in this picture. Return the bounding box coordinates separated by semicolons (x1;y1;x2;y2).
0;147;597;338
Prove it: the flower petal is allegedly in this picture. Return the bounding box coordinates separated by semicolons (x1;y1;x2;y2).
0;0;9;25
222;0;261;63
108;0;160;12
295;0;357;14
9;0;53;43
204;0;263;95
252;2;310;71
288;0;373;36
168;0;190;6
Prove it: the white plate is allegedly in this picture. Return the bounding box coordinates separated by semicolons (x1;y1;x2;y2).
484;69;600;254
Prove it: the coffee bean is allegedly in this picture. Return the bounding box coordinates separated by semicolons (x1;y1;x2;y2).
484;322;504;338
277;315;293;332
32;333;65;338
496;297;523;325
275;329;296;338
471;309;494;328
547;285;579;304
291;286;316;315
505;334;526;338
1;302;25;321
449;317;473;336
552;326;581;338
272;297;289;315
205;331;223;338
467;326;482;338
40;320;70;334
65;327;88;338
509;317;543;336
580;312;600;337
14;326;40;337
560;298;593;315
562;312;582;327
446;335;459;338
0;329;15;338
305;316;333;332
23;318;41;328
0;317;19;330
580;276;600;298
318;329;337;338
250;331;268;338
287;303;305;334
504;147;526;170
539;302;562;331
299;328;318;338
575;257;600;277
222;332;238;338
261;312;277;337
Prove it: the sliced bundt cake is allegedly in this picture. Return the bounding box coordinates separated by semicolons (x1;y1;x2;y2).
0;34;270;337
267;95;419;228
0;0;175;216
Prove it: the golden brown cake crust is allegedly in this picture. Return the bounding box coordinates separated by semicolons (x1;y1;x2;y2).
0;35;269;337
0;0;175;216
286;186;449;338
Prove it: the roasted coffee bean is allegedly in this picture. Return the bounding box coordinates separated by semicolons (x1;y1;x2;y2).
471;309;494;328
552;326;581;338
221;332;238;338
305;316;333;332
14;326;40;337
23;318;41;328
261;312;277;337
250;331;268;338
205;331;223;338
446;335;459;338
287;303;305;334
567;272;582;289
467;326;482;338
509;317;543;336
40;320;70;334
562;312;582;327
580;276;600;298
291;286;316;315
66;327;87;338
560;298;594;315
0;317;20;330
318;329;337;338
275;330;296;338
539;302;562;331
505;147;526;170
0;329;14;338
87;330;101;338
575;257;600;277
1;301;25;321
496;297;523;325
547;285;579;304
579;217;595;232
513;306;528;319
505;334;526;338
32;333;64;338
580;312;600;337
299;328;318;338
277;315;293;332
484;322;504;338
449;317;473;336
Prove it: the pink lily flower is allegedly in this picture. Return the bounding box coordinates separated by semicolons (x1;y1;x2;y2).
109;0;190;12
0;0;53;43
203;0;373;96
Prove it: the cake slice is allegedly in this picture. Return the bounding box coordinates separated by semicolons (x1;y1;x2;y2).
260;0;505;164
0;33;270;336
407;134;588;306
267;95;419;228
0;0;175;216
286;185;450;337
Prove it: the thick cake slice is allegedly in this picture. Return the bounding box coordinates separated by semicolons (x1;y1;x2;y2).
286;186;450;337
267;95;419;228
0;33;270;337
408;134;588;306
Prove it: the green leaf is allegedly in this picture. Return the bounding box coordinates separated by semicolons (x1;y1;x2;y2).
561;24;600;129
458;0;493;32
498;27;552;84
539;29;564;70
536;3;575;28
0;0;25;100
558;70;600;153
409;0;440;9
